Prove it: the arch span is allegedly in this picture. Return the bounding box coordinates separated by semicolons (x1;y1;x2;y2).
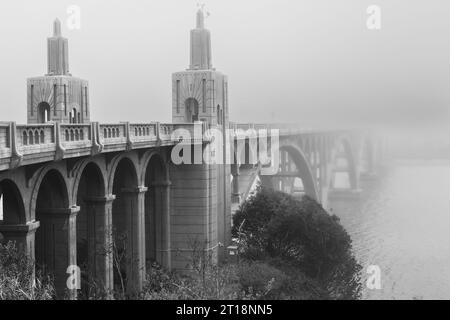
75;162;107;296
143;153;170;268
0;179;26;225
278;145;319;201
328;135;359;191
110;156;143;293
34;168;73;296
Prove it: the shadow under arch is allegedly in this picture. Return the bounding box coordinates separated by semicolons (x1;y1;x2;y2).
0;179;26;226
34;168;71;295
142;152;170;268
110;156;141;293
75;162;107;296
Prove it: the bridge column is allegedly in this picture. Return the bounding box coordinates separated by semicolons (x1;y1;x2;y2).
83;195;115;294
231;165;241;203
319;150;329;208
0;221;40;258
149;181;172;270
35;206;79;298
120;186;147;294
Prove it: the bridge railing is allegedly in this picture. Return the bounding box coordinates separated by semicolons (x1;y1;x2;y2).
0;122;11;158
99;123;127;145
60;124;92;148
16;123;55;154
130;123;157;143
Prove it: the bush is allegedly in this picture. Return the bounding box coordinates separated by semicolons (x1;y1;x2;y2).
0;241;55;300
233;186;362;300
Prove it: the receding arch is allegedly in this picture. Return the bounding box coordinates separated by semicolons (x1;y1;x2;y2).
264;144;319;202
329;136;358;190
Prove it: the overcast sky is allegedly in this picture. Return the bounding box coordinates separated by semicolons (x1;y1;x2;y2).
0;0;450;131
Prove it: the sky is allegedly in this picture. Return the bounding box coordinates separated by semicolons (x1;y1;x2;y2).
0;0;450;132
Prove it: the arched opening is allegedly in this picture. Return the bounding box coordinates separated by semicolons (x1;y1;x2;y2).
76;163;106;297
261;146;319;202
330;139;358;190
35;169;71;295
37;102;51;123
111;158;139;293
69;108;78;124
144;155;168;267
0;180;25;226
185;98;199;122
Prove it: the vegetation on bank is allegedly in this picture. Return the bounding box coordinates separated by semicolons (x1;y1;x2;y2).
0;186;361;300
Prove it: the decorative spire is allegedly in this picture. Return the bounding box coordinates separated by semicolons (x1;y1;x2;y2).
189;9;212;70
196;9;204;29
47;18;70;76
53;18;61;37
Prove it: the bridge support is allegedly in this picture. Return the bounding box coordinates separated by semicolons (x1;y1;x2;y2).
146;181;172;270
83;195;115;294
120;186;147;294
35;206;79;298
0;221;40;257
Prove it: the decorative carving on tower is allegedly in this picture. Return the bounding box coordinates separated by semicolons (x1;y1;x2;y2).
27;19;90;124
172;9;229;126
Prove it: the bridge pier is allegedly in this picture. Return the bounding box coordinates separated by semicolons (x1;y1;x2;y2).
146;181;172;270
0;221;40;257
120;186;147;294
35;206;79;298
83;195;115;295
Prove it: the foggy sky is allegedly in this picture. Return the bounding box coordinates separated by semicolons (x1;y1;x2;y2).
1;0;450;130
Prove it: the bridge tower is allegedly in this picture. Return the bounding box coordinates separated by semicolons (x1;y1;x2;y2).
27;19;90;124
172;9;229;126
169;9;231;266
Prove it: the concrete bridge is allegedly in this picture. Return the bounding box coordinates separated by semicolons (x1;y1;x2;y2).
0;12;385;297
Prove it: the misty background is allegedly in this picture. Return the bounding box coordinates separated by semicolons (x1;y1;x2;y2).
0;0;449;140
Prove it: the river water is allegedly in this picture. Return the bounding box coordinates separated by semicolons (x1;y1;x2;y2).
329;162;450;300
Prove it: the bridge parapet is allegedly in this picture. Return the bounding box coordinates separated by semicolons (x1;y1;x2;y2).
0;121;210;171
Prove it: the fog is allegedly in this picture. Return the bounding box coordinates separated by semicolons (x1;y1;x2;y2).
0;0;449;144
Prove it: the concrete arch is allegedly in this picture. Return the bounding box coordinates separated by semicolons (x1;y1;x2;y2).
35;169;70;210
278;143;319;202
30;164;70;221
107;152;140;194
74;161;109;296
110;154;143;292
71;157;108;205
139;150;169;185
34;168;72;295
328;135;359;190
141;151;171;268
0;179;26;225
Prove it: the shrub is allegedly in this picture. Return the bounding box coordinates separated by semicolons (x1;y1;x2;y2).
0;241;55;300
232;186;362;299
